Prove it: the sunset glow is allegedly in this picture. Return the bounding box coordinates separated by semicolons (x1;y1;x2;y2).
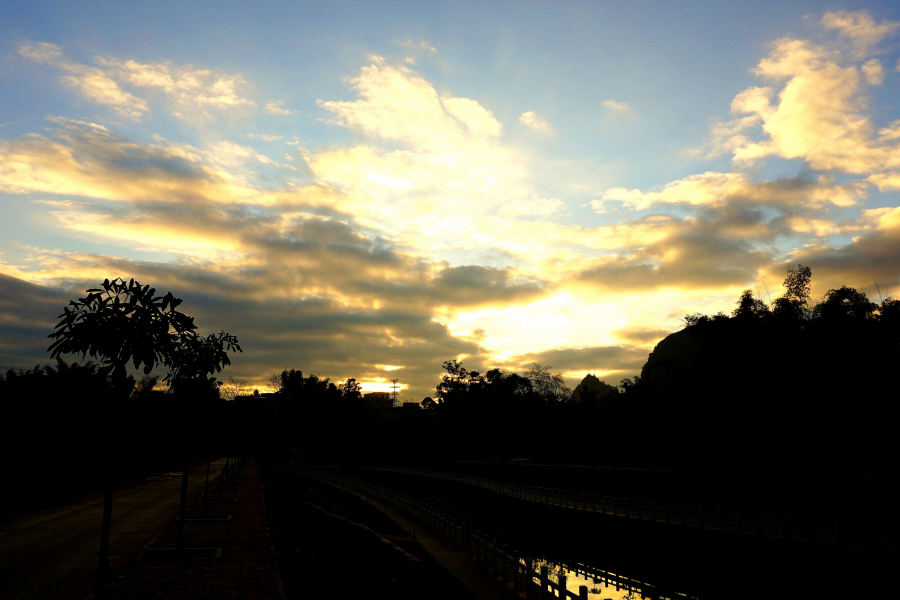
2;2;900;400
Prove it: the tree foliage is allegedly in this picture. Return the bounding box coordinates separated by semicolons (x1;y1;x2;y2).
48;278;196;378
47;278;240;394
277;369;340;404
813;285;878;321
339;377;363;401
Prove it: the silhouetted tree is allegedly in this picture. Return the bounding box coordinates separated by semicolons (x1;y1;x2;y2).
619;375;640;394
48;278;197;379
47;277;240;592
131;374;161;402
878;296;900;331
435;359;472;405
813;286;877;321
221;376;249;401
526;363;571;402
772;263;812;322
267;371;284;393
278;369;339;404
732;289;770;320
339;378;362;401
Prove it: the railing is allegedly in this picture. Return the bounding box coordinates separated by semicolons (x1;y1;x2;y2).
298;468;695;600
339;465;895;552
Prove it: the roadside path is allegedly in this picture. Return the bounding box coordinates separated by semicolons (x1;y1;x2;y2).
338;480;521;600
0;459;226;600
106;459;284;600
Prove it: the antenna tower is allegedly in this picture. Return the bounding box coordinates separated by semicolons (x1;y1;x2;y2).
391;379;400;407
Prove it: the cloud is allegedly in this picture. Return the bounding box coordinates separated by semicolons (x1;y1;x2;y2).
306;58;569;260
573;217;775;292
713;37;900;174
772;216;900;298
596;172;865;211
17;41;64;63
688;114;763;159
397;37;437;54
18;42;148;119
6;19;900;392
601;99;636;121
246;134;283;141
318;60;502;150
0;257;489;391
519;111;553;132
205;140;275;170
498;196;563;217
18;41;254;121
98;57;254;117
0;272;73;371
503;345;648;378
861;58;885;84
608;325;673;345
821;10;900;57
264;101;296;116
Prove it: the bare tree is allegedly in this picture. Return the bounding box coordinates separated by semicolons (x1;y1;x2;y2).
221;376;250;401
267;371;284;394
526;363;571;402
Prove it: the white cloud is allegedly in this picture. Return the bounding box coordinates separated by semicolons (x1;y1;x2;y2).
100;58;254;114
18;42;148;119
498;196;563;217
61;69;150;119
519;111;553;132
205;140;274;169
861;58;885;84
596;172;866;211
821;10;900;57
601;99;636;121
398;37;437;54
721;37;900;173
264;101;296;116
688;114;762;159
317;60;503;153
17;41;63;63
17;41;255;121
247;133;283;141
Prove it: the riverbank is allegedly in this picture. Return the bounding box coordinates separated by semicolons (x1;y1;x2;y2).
344;465;896;599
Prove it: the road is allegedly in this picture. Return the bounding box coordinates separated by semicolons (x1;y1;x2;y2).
0;458;227;600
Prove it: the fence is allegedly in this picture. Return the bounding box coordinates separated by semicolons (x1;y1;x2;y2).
346;465;895;552
299;468;695;600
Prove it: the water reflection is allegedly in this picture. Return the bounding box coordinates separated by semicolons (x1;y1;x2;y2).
528;558;697;600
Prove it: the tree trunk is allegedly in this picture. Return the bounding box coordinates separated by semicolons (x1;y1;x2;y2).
177;457;189;551
203;456;210;516
93;476;113;598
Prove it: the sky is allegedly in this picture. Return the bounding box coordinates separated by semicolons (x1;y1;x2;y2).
2;1;900;400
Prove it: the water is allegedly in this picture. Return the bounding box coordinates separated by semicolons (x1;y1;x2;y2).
529;558;698;600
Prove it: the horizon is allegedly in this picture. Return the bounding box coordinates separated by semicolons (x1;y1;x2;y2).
2;2;900;399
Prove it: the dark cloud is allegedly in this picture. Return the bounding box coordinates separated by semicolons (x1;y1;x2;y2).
1;254;491;395
0;274;73;371
609;325;673;345
774;224;900;298
576;226;773;291
502;345;648;378
60;125;205;182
